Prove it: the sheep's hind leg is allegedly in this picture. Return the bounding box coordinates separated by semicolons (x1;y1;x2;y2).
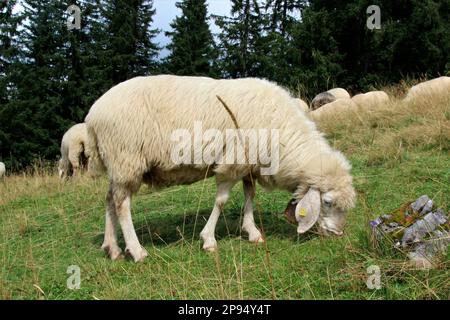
101;186;122;260
68;149;81;177
113;184;148;262
200;179;236;252
242;178;264;244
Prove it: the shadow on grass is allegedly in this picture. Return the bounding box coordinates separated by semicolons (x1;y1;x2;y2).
93;206;317;247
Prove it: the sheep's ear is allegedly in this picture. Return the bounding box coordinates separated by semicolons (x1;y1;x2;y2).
295;188;321;233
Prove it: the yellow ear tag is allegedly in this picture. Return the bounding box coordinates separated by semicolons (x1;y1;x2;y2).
297;208;307;218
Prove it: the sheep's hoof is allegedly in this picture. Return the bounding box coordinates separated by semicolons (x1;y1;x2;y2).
249;235;265;244
247;229;265;244
101;243;123;260
202;238;218;252
204;246;217;252
125;246;148;262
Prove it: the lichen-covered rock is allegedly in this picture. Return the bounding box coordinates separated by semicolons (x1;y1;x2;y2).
370;195;449;269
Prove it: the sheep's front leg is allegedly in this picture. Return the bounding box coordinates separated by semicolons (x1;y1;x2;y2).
114;187;148;262
242;178;264;243
101;187;122;260
200;180;235;252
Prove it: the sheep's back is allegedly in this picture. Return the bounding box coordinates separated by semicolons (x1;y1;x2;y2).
327;88;350;100
405;76;450;102
85;76;317;182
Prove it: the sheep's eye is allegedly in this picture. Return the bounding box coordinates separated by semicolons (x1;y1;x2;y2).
323;199;332;207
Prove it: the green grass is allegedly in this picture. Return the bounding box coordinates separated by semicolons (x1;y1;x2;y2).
0;150;448;299
1;90;449;300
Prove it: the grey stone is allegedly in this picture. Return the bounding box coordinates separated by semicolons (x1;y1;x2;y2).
420;199;434;215
401;211;448;246
410;195;430;212
408;229;449;261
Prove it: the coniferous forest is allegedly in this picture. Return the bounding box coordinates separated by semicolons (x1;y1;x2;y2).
1;0;449;169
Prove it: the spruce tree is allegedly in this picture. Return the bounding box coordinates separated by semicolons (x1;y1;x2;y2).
214;0;266;78
103;0;159;84
300;0;450;89
0;0;24;166
288;5;344;94
261;0;306;85
265;0;304;36
0;0;22;105
1;0;71;166
164;0;217;77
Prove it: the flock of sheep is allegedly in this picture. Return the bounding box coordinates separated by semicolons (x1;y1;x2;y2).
296;75;450;121
1;75;449;262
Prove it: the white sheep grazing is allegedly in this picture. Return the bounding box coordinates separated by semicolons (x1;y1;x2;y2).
295;98;309;112
351;91;389;110
309;98;358;121
0;162;5;179
404;76;450;103
327;88;351;100
86;75;356;262
58;123;90;179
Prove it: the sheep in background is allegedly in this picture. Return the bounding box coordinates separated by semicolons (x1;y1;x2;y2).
311;92;336;110
309;98;358;121
295;98;309;112
352;91;389;110
0;162;5;180
86;75;356;262
327;88;351;100
404;76;450;104
311;88;351;110
58;123;90;179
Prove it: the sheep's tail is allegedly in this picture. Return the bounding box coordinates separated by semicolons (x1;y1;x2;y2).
86;124;106;177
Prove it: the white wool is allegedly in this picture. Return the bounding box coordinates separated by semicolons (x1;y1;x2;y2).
295;98;309;112
327;88;351;100
309;98;358;121
0;162;5;179
352;91;389;110
404;76;450;103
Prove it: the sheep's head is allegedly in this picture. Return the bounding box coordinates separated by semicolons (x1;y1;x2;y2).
58;159;65;179
311;92;336;110
58;159;72;179
284;178;356;236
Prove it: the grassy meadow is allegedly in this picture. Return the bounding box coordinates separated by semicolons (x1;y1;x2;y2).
0;87;449;300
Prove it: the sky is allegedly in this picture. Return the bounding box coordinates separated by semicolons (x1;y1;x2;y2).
154;0;232;58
